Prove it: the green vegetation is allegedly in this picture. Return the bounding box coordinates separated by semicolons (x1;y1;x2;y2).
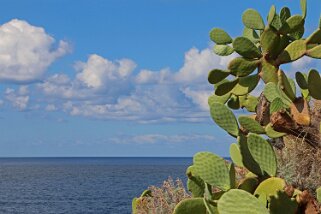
134;0;321;213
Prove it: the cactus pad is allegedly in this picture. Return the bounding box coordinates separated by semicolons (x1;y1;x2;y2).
228;57;259;77
210;28;233;44
267;5;276;25
308;69;321;99
254;177;286;206
247;133;277;176
265;123;286;138
242;27;259;43
227;95;241;110
306;29;321;44
173;198;207;214
203;198;218;214
261;29;280;57
295;71;308;89
238;177;259;194
193;152;230;190
238;116;265;134
208;93;231;105
269;191;298;214
187;176;205;197
278;70;296;100
210;102;239;137
279;15;304;34
259;60;278;83
317;187;321;203
300;0;307;19
217;189;269;214
208;69;230;84
231;74;259;96
277;39;306;64
213;44;234;56
232;37;262;59
280;7;291;23
215;79;238;96
270;98;285;114
306;44;321;59
229;143;243;167
242;9;265;30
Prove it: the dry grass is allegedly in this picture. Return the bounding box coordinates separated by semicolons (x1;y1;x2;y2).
136;177;190;214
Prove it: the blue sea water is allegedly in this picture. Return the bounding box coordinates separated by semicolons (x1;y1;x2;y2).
0;157;192;213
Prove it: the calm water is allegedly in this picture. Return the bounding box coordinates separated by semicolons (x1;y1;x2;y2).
0;157;192;213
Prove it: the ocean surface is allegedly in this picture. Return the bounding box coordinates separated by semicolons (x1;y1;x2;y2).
0;157;192;213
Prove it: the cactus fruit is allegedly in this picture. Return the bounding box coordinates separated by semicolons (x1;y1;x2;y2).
306;44;321;59
213;44;234;56
276;39;306;64
238;115;265;134
229;143;244;167
210;102;239;137
232;37;262;59
307;69;321;100
265;123;286;138
254;177;286;206
247;133;277;176
210;28;233;44
228;57;259;77
217;189;269;214
242;9;265;30
193;152;231;190
269;191;298;214
238;177;259;194
231;74;259;96
173;198;207;214
208;69;230;84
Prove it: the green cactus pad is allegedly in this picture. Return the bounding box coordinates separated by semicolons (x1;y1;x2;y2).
306;29;321;44
306;44;321;59
238;134;262;176
301;0;307;19
265;123;286;138
210;28;233;45
208;93;231;105
229;163;236;188
238;177;259;194
132;197;138;214
231;74;259;96
289;24;305;40
279;15;304;34
242;27;260;43
238;116;265;134
173;198;207;214
203;198;218;214
187;176;205;197
227;95;241;110
241;95;259;112
295;72;308;89
208;69;230;84
280;7;291;24
254;177;286;206
260;29;280;57
215;79;238;96
308;69;321;99
269;191;298;214
217;189;269;214
259;60;278;83
242;9;265;30
270;14;282;31
317;187;321;203
270;98;285;113
210;102;239;137
267;5;276;25
247;133;277;176
278;70;296;100
232;37;262;59
228;57;259;77
263;82;292;107
213;44;234;56
140;189;152;197
229;143;243;167
277;40;306;64
193;152;230;190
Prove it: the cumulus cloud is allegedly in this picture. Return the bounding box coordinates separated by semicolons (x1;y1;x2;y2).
5;86;30;110
0;19;70;83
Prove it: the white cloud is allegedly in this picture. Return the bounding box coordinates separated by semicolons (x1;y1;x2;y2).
45;104;57;112
5;86;30;110
0;19;70;83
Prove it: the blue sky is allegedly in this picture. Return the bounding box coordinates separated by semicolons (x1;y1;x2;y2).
0;0;320;157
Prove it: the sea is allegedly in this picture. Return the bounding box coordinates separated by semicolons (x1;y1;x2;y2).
0;157;192;214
